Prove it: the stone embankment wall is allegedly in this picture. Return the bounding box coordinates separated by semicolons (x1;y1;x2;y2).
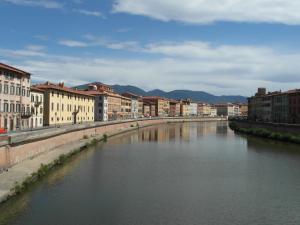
231;120;300;135
0;117;227;169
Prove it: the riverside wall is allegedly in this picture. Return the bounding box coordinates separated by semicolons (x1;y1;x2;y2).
0;117;227;169
230;120;300;135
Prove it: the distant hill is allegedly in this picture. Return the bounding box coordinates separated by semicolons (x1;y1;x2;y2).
112;85;247;103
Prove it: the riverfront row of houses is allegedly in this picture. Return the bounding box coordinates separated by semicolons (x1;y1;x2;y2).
0;63;247;132
248;87;300;124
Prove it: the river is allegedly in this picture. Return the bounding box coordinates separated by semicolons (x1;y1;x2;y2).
0;121;300;225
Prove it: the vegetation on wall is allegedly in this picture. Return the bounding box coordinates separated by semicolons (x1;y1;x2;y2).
229;121;300;144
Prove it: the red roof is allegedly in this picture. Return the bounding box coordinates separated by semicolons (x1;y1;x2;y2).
35;82;95;97
0;63;30;76
31;86;45;93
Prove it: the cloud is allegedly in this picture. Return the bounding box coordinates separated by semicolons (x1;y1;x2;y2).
3;0;63;9
0;45;46;57
73;9;104;18
58;35;141;51
58;40;88;47
3;40;300;96
113;0;300;25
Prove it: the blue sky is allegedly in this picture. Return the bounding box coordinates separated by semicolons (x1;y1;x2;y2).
1;0;300;96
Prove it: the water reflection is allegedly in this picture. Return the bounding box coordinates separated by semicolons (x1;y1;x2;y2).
110;121;230;144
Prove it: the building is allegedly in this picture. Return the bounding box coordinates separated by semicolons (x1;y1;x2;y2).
122;92;140;119
138;98;144;118
35;82;95;126
74;82;114;93
198;103;211;117
30;87;44;128
120;96;132;119
238;103;248;117
215;103;239;117
271;92;289;123
189;102;198;116
288;90;300;124
142;97;170;117
248;88;281;122
180;100;190;116
0;63;31;131
143;101;156;117
210;106;217;117
169;100;180;117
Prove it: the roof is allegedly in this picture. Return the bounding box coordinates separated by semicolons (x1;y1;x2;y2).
83;89;131;100
31;86;45;93
35;82;95;97
142;96;169;101
0;63;30;76
122;92;140;99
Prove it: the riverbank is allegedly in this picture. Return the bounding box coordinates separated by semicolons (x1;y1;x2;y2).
229;121;300;144
0;117;226;204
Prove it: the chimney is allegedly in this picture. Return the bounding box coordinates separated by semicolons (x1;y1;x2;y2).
59;82;64;88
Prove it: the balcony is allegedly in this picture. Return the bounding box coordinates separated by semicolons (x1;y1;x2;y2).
21;111;32;118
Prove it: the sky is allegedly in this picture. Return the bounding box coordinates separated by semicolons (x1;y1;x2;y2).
1;0;300;96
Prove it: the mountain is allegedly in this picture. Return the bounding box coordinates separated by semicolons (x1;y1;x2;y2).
112;85;247;103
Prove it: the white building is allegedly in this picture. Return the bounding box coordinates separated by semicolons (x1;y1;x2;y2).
30;87;44;128
189;102;198;116
122;92;140;119
0;63;31;132
210;107;217;117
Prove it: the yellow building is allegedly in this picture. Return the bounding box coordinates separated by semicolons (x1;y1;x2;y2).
35;82;95;126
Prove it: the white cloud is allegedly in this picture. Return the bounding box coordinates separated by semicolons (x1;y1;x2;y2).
113;0;300;25
58;35;141;51
3;40;300;96
3;0;63;9
58;40;88;47
0;46;46;57
73;9;104;17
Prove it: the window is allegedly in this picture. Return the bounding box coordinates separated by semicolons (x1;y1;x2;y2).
27;89;30;97
10;103;15;113
4;102;9;112
16;85;21;95
0;82;2;93
31;95;35;102
62;104;64;111
22;87;26;96
40;107;43;114
10;84;15;95
51;103;54;111
57;103;59;111
16;103;20;113
4;83;8;94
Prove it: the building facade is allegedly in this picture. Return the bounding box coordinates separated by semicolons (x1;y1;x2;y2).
142;97;170;117
30;87;44;128
288;90;300;124
0;63;31;132
169;100;181;117
122;92;140;119
271;93;289;123
189;102;198;116
35;82;94;126
215;104;239;117
180;100;190;117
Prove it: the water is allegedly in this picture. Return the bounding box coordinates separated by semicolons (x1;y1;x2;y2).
0;121;300;225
